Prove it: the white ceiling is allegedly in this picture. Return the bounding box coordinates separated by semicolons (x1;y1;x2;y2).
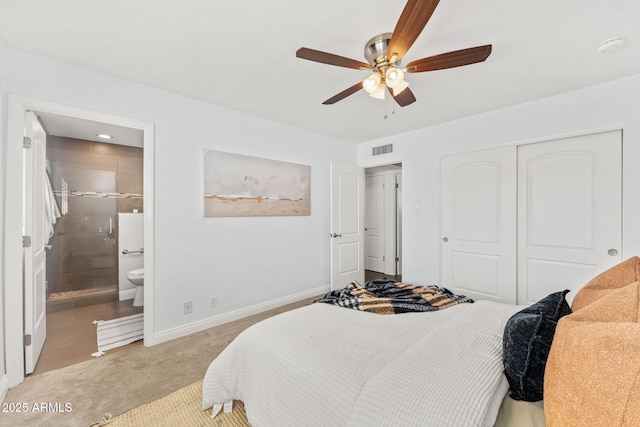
1;0;639;144
36;111;144;147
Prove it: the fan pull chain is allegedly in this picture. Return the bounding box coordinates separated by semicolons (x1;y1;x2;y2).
383;94;395;120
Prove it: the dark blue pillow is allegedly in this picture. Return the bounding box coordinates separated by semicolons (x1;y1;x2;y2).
503;290;571;401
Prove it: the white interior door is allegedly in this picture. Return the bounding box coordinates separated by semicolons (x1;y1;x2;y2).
517;131;622;304
395;172;402;276
330;162;364;289
441;146;517;304
364;174;385;273
23;111;48;374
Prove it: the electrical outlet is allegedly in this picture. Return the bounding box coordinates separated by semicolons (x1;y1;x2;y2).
210;296;218;308
184;301;193;314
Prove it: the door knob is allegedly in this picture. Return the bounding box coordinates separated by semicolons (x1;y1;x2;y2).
331;233;342;238
442;237;449;242
608;249;619;256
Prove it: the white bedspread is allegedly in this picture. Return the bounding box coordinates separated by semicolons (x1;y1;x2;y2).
202;300;519;427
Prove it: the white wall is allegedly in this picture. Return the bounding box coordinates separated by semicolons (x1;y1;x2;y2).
0;46;355;344
118;213;144;299
358;73;640;285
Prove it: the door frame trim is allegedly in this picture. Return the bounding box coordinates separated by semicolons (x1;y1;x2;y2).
4;95;156;387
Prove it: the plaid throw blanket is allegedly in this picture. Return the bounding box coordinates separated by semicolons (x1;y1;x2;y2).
315;280;474;315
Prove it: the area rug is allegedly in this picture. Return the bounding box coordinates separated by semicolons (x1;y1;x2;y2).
96;313;144;353
93;380;250;426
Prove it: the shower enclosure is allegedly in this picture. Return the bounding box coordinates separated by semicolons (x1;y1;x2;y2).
46;136;143;309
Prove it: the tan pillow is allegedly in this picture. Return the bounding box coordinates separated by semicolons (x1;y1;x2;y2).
544;281;640;426
571;256;640;311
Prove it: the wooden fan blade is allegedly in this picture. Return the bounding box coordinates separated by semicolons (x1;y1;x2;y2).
296;47;370;70
405;45;492;73
322;82;364;105
390;86;417;107
386;0;441;63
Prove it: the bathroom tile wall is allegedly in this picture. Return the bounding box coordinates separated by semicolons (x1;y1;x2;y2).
46;136;143;298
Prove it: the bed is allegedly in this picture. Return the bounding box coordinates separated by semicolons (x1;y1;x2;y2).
202;257;640;426
202;283;529;426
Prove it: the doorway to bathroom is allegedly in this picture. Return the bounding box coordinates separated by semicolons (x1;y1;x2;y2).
35;120;145;374
5;96;155;387
24;110;148;377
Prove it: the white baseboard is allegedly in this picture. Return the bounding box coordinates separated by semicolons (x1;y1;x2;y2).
0;374;8;403
153;284;330;345
119;289;136;301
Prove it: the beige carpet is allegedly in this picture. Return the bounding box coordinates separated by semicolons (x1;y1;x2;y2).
93;380;250;427
3;297;315;427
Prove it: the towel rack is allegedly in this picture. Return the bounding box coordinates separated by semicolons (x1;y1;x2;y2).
122;248;144;255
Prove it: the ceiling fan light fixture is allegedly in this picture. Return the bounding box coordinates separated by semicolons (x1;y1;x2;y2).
385;67;405;88
369;85;386;100
363;73;382;94
296;1;493;107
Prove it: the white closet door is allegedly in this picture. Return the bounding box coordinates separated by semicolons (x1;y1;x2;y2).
517;131;622;305
441;146;517;304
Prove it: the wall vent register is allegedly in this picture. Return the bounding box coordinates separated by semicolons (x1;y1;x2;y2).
372;144;393;156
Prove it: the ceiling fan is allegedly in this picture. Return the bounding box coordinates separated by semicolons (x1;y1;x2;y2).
296;0;492;107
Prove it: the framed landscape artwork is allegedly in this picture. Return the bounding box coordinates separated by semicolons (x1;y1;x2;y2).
204;149;311;217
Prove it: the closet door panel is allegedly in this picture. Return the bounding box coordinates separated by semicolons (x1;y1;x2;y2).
441;146;517;304
517;130;622;305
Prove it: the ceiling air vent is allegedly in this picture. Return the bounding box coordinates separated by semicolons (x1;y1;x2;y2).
372;143;393;156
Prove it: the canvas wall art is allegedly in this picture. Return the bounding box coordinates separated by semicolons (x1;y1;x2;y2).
204;150;310;217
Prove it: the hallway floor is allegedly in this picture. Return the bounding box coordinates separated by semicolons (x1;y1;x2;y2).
33;299;143;376
365;270;402;282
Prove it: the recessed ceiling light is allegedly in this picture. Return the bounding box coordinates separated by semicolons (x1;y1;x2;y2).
97;133;113;139
597;37;625;54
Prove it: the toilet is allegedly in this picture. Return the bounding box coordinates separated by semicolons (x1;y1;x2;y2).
127;268;144;306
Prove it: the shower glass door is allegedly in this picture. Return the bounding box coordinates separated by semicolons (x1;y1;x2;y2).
47;166;118;302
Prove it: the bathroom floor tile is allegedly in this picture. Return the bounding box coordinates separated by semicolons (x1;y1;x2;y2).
32;299;143;376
